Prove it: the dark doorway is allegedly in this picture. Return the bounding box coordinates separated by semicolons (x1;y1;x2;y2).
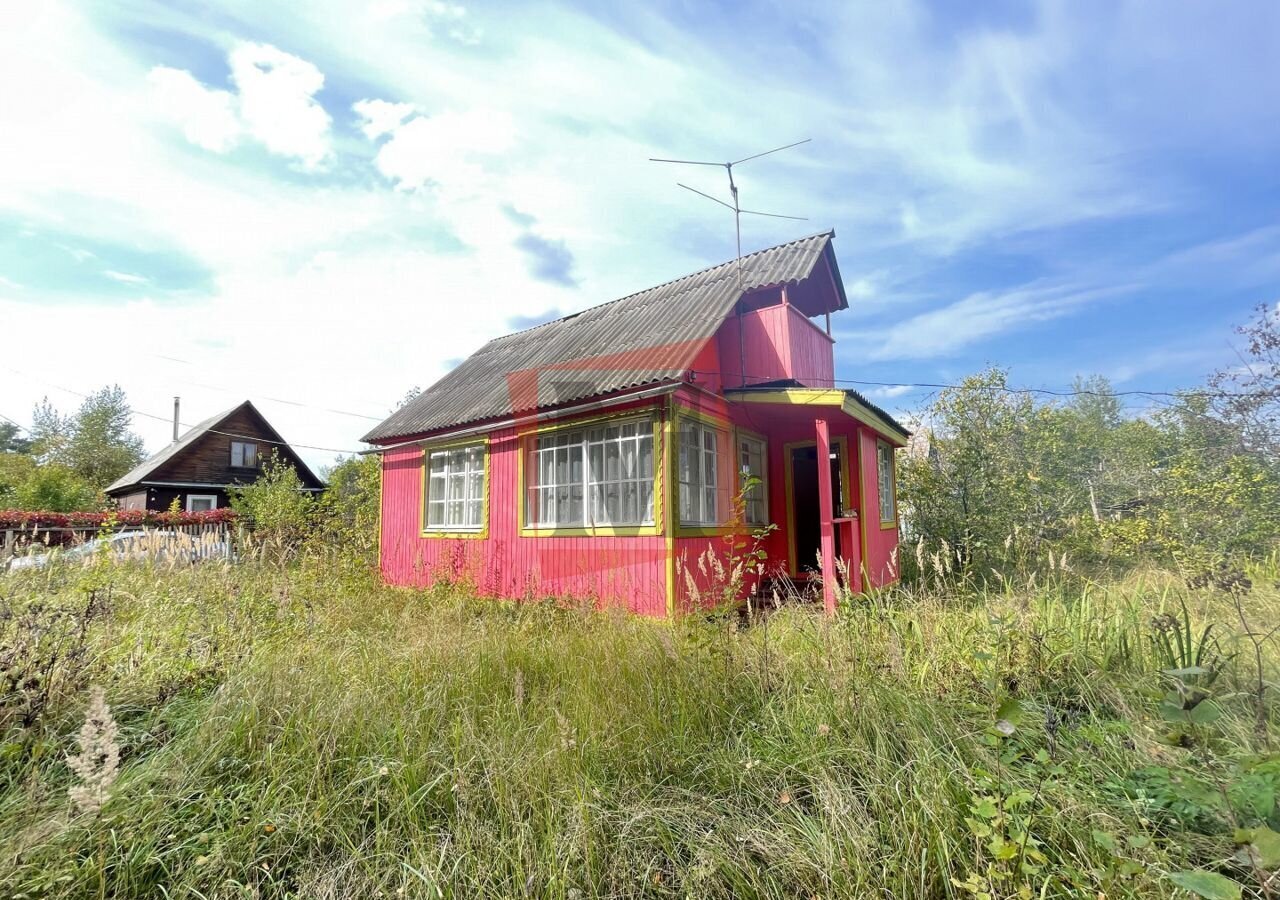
790;444;843;574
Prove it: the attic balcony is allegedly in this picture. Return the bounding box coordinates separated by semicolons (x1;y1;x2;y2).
715;286;836;389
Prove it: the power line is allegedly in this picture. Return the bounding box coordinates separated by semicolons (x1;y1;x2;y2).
0;411;30;433
2;367;368;455
690;370;1262;401
142;354;383;421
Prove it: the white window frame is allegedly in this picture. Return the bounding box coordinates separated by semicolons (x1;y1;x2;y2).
424;442;487;532
525;416;655;530
230;441;258;469
186;494;218;513
678;418;726;526
877;441;897;525
736;432;768;526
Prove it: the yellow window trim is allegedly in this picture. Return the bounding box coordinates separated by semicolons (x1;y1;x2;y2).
663;398;677;617
516;410;663;538
672;405;738;537
876;438;900;530
781;434;851;578
733;425;769;529
420;435;490;540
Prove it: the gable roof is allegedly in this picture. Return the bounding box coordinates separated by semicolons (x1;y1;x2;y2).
105;400;324;494
363;230;844;443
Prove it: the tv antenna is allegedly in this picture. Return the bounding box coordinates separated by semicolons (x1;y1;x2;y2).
649;138;811;266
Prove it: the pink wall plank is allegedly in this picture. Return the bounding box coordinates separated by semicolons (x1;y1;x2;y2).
714;303;834;389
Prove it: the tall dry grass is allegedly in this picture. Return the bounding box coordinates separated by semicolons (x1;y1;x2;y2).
0;555;1275;898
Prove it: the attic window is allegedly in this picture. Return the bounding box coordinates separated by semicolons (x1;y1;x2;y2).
231;441;258;468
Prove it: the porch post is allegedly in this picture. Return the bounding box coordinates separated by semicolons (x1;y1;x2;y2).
815;418;837;616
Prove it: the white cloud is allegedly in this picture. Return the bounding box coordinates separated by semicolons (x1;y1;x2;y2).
352;98;415;140
868;384;914;399
362;106;515;194
865;281;1138;362
227;42;332;169
102;270;150;284
148;42;331;169
147;66;240;152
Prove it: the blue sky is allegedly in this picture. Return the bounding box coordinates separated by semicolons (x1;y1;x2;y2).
2;0;1278;468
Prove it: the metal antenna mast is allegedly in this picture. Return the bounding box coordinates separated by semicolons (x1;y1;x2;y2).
649;138;812;389
649;137;811;268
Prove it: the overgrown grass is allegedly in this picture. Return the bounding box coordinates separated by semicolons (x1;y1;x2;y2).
0;557;1276;898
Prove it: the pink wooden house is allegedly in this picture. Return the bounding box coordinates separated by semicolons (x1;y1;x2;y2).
363;231;908;616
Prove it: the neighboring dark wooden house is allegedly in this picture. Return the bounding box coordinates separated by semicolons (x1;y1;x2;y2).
105;400;325;512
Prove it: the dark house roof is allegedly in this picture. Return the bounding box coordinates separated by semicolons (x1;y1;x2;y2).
364;231;846;443
105;400;325;495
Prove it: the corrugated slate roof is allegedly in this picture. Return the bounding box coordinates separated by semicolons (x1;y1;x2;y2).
363;230;840;443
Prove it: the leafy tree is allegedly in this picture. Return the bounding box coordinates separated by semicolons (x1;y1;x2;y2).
317;453;379;562
229;453;317;560
898;369;1045;570
0;421;31;454
898;361;1279;577
28;387;145;490
29;398;73;462
63;386;146;487
1208;302;1280;457
0;454;96;511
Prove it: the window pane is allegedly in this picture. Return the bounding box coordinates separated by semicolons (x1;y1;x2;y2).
427;500;445;526
569;485;583;525
622;482;638;523
569;444;583;483
588;442;603;484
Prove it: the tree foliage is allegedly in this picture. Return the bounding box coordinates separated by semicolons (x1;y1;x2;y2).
899;349;1280;577
28;387;145;491
316;453;380;559
228;453;316;559
0;422;31;454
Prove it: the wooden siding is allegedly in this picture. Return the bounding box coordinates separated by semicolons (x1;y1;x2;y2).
148;406;323;491
380;408;669;616
714;303;834;389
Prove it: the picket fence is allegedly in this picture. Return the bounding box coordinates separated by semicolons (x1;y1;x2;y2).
0;522;239;563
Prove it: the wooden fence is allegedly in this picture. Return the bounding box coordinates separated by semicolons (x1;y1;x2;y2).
1;523;238;563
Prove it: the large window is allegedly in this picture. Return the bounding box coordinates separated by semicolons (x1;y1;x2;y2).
526;418;655;529
737;433;767;526
877;441;897;525
425;442;486;531
230;441;258;468
678;419;728;526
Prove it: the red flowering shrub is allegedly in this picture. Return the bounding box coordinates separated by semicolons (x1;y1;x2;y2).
0;508;238;530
